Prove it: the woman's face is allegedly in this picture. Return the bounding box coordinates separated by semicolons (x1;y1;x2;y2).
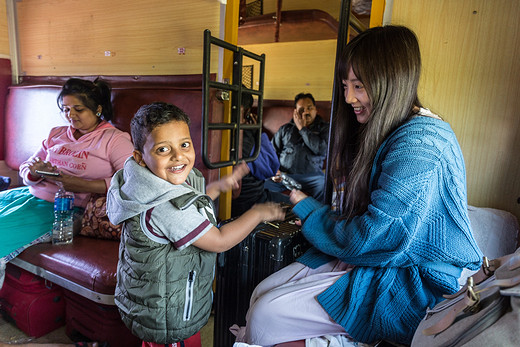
342;67;371;124
61;95;101;134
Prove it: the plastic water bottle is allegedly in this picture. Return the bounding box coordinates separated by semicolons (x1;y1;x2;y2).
52;186;74;245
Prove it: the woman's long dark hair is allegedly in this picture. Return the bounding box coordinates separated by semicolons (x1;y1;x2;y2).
331;25;423;219
57;77;113;121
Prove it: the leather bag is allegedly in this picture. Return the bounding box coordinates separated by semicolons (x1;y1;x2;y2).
411;248;520;346
80;193;122;240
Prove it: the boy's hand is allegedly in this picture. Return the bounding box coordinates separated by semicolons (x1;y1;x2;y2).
206;161;250;200
252;202;286;223
220;161;249;191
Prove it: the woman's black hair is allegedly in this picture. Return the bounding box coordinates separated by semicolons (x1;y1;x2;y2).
57;77;113;121
332;25;423;219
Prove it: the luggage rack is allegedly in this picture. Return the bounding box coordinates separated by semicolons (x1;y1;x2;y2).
202;29;266;169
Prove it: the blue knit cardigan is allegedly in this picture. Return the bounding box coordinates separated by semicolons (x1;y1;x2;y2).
293;116;482;344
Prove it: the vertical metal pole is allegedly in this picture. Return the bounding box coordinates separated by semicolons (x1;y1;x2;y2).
219;0;240;220
324;0;352;206
202;30;211;167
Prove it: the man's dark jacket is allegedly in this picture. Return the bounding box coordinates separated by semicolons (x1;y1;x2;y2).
271;116;329;174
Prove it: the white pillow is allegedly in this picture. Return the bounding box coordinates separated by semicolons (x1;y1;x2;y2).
458;205;519;286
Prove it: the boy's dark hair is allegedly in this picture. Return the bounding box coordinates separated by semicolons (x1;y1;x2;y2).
294;92;316;108
57;77;113;121
131;102;191;152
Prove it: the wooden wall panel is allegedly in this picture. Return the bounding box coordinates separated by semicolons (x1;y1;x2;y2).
243;40;337;101
16;0;221;76
391;0;520;220
0;1;9;57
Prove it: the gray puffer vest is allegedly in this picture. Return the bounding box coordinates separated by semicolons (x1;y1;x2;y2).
115;201;216;343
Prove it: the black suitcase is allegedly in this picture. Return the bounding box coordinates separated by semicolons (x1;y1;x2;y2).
213;209;310;347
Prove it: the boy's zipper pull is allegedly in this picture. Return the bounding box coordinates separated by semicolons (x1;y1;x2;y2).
184;270;196;321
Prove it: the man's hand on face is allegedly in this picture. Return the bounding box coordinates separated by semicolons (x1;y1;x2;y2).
293;97;317;131
293;108;315;130
293;109;305;130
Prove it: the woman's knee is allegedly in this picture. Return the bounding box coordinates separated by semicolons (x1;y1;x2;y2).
247;291;277;326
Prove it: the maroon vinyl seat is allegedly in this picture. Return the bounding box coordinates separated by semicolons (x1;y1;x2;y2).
12;236;119;303
4;74;223;305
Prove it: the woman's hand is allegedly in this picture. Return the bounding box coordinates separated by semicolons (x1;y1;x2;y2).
42;172;107;194
28;157;57;177
271;170;283;183
42;172;79;191
290;189;308;205
245;112;258;125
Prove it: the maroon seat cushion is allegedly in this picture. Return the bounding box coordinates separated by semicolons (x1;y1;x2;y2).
5;75;224;302
17;236;119;295
4;74;223;183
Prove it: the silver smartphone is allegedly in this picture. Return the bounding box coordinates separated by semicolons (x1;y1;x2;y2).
35;169;60;176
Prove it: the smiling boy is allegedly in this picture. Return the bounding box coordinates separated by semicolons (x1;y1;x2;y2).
106;102;284;345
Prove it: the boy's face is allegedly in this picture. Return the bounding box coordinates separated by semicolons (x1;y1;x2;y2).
133;120;195;185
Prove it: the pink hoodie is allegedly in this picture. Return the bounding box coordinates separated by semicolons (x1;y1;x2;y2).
19;121;134;207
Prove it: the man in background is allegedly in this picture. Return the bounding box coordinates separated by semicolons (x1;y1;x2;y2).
265;92;329;202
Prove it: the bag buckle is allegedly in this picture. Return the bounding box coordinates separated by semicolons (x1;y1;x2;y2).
464;277;480;313
482;257;492;275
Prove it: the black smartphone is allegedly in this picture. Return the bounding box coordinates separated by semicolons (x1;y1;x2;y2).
35;169;60;176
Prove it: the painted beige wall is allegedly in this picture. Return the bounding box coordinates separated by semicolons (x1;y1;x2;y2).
243;0;341;101
16;0;221;76
242;40;337;101
14;0;339;98
11;0;519;219
391;0;520;220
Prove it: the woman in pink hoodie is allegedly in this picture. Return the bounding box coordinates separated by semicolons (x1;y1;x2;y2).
0;78;134;272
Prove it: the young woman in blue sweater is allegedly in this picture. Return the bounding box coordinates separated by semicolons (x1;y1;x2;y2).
235;25;483;346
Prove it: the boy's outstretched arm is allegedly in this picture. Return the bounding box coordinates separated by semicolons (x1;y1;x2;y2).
206;162;249;200
193;202;285;253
